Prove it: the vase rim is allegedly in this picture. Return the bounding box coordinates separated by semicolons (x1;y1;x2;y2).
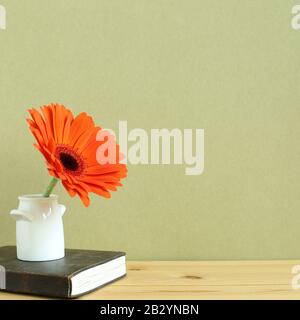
18;194;58;201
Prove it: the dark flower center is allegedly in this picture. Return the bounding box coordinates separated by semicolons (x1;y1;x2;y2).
55;145;86;176
59;153;79;171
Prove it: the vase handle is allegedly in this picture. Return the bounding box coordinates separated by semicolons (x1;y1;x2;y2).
10;209;34;222
58;204;66;217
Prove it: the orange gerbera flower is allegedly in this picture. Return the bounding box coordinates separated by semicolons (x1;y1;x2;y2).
27;103;127;207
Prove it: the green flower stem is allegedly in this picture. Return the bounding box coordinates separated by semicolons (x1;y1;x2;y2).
43;177;59;197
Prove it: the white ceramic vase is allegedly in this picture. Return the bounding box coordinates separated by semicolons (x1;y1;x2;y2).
10;194;66;262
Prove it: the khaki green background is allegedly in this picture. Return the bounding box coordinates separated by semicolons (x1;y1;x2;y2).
0;0;299;260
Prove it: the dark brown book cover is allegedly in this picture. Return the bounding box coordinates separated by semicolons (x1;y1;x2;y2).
0;246;126;299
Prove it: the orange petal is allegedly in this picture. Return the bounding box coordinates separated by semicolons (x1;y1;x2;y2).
62;180;77;197
75;127;101;153
28;108;49;143
68;112;95;147
41;105;56;142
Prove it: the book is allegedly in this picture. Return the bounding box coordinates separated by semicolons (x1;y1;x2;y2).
0;246;126;298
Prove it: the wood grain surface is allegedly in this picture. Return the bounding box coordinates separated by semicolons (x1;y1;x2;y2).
1;260;300;300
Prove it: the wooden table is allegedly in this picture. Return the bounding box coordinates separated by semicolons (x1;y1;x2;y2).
1;261;300;300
